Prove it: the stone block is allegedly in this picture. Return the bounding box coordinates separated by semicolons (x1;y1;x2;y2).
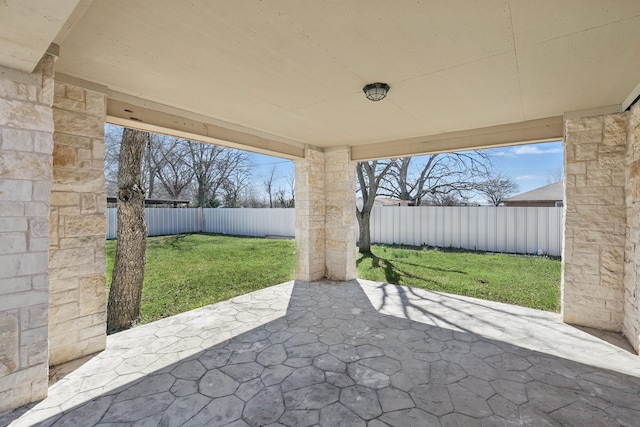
566;130;602;145
81;193;97;213
0;276;31;295
25;202;49;217
1;127;34;152
50;191;80;206
27;340;48;365
49;302;80;326
0;232;27;254
33;130;53;154
0;151;52;181
53;168;104;194
32;180;52;202
21;326;47;346
53;144;77;167
63;214;106;237
29;217;49;238
0;252;48;279
0;290;48;311
79;274;106;316
565;116;603;132
64;85;85;102
0;179;32;202
0;312;19;376
28;303;48;329
603;114;628;146
0;202;24;217
85;91;106;117
53;96;85;114
52;108;104;139
0;98;53;132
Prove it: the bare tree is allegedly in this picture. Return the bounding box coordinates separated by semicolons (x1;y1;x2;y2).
107;128;148;332
546;163;564;184
263;166;277;208
477;173;519;206
356;160;392;253
275;171;295;208
149;136;193;200
187;142;248;207
223;166;251;208
380;153;492;206
104;125;123;197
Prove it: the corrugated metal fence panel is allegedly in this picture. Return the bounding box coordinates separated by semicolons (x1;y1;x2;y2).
106;206;562;255
369;206;563;256
203;208;295;237
106;208;117;239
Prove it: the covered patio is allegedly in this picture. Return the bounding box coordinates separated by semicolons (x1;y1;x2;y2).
1;0;640;420
3;279;640;426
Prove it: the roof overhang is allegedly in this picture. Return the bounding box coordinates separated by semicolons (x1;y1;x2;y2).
2;1;639;159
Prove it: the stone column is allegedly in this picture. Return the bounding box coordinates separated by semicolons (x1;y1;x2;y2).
49;82;107;366
563;113;627;331
324;147;356;280
624;101;640;353
294;146;356;282
295;147;326;281
0;56;55;412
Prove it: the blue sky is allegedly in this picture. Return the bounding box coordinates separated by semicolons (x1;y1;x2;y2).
249;140;565;202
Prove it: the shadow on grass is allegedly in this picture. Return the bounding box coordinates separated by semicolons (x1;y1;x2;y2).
356;252;468;285
357;252;454;287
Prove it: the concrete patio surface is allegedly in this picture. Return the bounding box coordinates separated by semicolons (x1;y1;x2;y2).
2;280;640;427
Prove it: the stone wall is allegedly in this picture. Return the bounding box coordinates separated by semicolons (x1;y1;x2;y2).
49;82;107;366
563;113;627;331
624;102;640;353
295;146;356;282
0;57;54;412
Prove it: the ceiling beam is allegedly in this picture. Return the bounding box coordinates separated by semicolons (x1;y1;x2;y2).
351;116;564;161
55;72;305;160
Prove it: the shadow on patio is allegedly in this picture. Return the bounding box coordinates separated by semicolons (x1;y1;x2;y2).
3;280;640;426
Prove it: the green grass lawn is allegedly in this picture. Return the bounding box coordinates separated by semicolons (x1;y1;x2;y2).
356;245;561;312
106;234;295;325
106;235;561;328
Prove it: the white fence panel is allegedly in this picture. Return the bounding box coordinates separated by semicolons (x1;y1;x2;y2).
106;206;562;256
107;208;295;239
369;206;563;256
202;208;294;237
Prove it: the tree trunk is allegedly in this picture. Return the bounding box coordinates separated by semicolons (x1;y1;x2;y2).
107;128;148;332
356;209;371;253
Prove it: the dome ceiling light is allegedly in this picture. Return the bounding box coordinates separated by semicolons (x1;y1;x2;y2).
363;82;390;102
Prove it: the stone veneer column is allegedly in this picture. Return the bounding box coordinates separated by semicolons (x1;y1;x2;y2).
295;147;326;281
48;82;107;366
0;56;55;411
295;146;356;281
324;147;356;280
563;113;627;331
624;101;640;353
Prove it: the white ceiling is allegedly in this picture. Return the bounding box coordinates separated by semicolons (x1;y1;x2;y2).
3;1;640;157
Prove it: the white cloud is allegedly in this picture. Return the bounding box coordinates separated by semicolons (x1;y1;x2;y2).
512;146;563;155
515;175;540;181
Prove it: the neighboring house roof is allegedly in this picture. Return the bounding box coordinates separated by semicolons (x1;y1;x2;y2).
504;182;564;202
356;198;412;208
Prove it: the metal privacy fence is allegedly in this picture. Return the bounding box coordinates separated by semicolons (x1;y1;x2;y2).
106;208;295;239
106;206;563;256
370;206;563;256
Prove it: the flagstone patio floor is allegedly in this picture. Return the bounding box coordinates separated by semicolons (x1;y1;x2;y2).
2;279;640;426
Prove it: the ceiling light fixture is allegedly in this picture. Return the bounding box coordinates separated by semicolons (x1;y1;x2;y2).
363;82;390;102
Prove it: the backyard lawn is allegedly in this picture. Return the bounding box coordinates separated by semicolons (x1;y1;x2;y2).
357;245;561;312
106;234;296;325
105;235;561;327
